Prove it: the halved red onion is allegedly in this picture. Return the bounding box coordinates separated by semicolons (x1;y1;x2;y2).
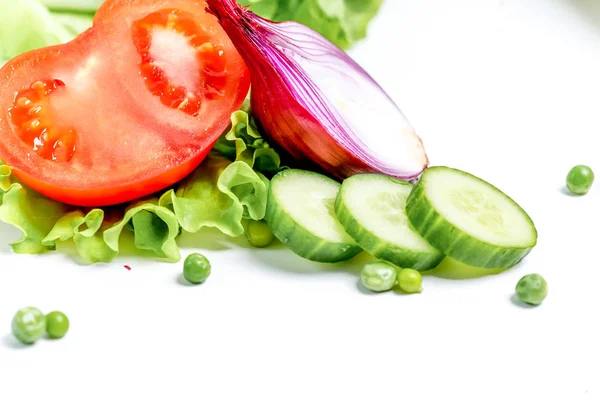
206;0;429;181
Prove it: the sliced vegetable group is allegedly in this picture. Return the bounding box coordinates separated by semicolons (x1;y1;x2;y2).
262;166;537;281
0;0;543;306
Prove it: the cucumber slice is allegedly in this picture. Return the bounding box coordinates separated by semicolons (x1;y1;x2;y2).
335;174;444;271
265;169;362;263
406;166;538;268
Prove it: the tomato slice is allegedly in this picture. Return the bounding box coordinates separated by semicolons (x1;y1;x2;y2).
0;0;250;207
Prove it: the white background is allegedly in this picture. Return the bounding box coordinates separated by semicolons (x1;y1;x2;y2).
2;0;600;398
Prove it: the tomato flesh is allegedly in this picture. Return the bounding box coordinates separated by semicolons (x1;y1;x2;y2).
8;79;76;162
0;0;250;207
132;9;228;116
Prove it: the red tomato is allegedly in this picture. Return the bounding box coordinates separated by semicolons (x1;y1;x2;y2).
0;0;250;207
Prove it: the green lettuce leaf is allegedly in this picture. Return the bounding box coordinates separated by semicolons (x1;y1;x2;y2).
41;200;181;264
160;155;269;237
0;164;11;193
237;0;279;20
214;109;282;175
239;0;383;50
0;0;94;66
40;0;103;13
43;209;118;263
0;165;71;254
103;200;180;262
285;0;384;50
0;0;74;62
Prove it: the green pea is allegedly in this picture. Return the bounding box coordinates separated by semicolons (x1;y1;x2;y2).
566;165;594;195
46;311;70;339
11;307;46;345
245;220;274;248
360;262;397;292
183;253;211;284
397;268;423;294
515;273;548;306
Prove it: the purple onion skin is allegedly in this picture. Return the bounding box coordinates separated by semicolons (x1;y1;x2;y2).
206;0;428;181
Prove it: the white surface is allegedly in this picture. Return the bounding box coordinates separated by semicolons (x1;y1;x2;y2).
2;0;600;398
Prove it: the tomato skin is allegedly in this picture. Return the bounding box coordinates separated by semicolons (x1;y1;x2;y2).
15;147;211;207
0;0;250;207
